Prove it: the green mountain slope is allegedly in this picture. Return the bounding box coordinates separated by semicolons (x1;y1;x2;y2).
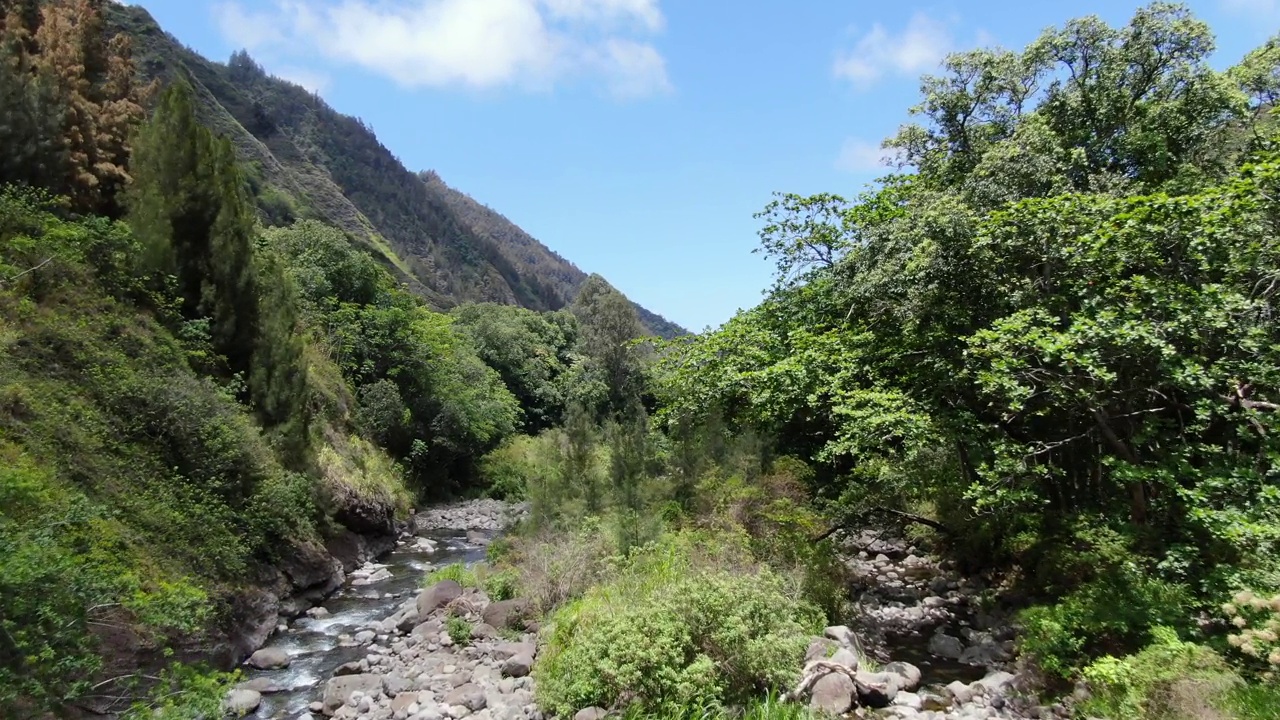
105;4;685;339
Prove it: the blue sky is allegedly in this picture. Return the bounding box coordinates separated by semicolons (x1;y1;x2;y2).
130;0;1275;332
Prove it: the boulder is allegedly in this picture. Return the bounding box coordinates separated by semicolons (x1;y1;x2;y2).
946;680;973;704
382;673;412;696
927;633;965;660
483;599;531;630
574;708;608;720
494;641;537;661
805;637;838;663
247;646;291;670
974;670;1017;697
224;688;261;717
830;648;860;671
960;641;1011;666
502;653;534;678
322;674;383;714
855;671;899;709
418;580;463;617
392;692;423;712
444;683;487;712
823;625;861;651
808;672;855;715
471;622;498;639
334;661;364;677
882;661;921;692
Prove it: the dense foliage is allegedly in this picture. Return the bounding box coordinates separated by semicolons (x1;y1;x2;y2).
655;0;1280;690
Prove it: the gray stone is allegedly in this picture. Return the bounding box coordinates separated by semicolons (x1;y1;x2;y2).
975;670;1017;696
246;646;291;670
419;580;464;617
355;629;377;644
823;625;861;651
808;672;855;715
384;674;413;696
946;680;973;704
323;674;384;714
502;654;534;678
471;622;499;639
574;707;608;720
927;633;965;660
959;641;1011;666
483;599;531;630
393;692;422;712
805;637;838;663
444;683;487;712
830;648;860;670
493;642;536;661
855;671;899;708
223;688;261;717
882;661;921;692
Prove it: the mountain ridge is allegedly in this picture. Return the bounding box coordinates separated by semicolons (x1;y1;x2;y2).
105;3;686;339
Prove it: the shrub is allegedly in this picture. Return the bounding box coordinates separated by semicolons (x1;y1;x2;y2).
1222;590;1280;678
1018;568;1190;679
120;664;239;720
484;568;519;602
446;616;472;646
533;532;822;718
1079;627;1241;720
425;563;479;589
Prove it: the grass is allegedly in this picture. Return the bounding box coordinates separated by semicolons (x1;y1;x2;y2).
619;693;814;720
424;562;480;589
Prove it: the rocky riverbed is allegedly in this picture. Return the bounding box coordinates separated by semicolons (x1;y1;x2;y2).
226;503;1056;720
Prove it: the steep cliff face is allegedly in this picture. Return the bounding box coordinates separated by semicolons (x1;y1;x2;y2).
105;4;685;339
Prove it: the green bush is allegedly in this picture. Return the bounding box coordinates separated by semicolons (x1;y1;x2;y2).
1018;566;1190;679
1079;627;1241;720
446;616;472;646
484;568;519;602
425;562;479;589
533;532;822;718
120;664;239;720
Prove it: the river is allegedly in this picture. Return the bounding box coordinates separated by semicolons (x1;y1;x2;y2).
242;529;492;719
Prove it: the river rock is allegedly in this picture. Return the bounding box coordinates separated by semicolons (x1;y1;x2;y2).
829;648;860;670
975;670;1018;696
247;646;291;670
224;688;261;717
471;622;498;639
809;672;855;715
927;632;965;660
960;640;1011;666
383;673;413;695
323;674;384;714
882;661;921;692
419;580;463;616
855;671;899;708
444;683;487;711
805;637;837;662
947;679;973;703
308;606;332;619
483;599;531;630
574;708;607;720
823;625;861;651
493;641;536;661
502;653;534;678
392;692;423;712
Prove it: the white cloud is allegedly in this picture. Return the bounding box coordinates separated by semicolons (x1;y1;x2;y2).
835;138;897;173
833;12;953;89
213;0;671;99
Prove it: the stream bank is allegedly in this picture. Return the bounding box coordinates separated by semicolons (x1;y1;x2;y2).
224;504;1056;720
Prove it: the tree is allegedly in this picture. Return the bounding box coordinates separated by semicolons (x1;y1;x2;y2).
571;274;647;419
130;81;261;380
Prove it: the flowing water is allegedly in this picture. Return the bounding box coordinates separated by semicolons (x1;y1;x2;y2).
243;530;492;719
